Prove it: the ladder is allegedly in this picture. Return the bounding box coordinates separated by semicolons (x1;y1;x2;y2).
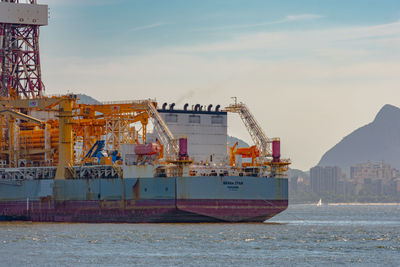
145;101;179;158
225;99;271;159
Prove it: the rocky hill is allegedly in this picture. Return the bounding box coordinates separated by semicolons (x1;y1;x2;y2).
227;136;249;148
318;104;400;173
77;94;101;105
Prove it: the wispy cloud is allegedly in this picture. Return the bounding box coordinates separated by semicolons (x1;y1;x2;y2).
198;14;323;31
130;22;167;32
176;20;400;53
283;14;323;22
270;14;324;25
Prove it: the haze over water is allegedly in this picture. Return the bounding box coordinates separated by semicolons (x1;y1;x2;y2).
0;204;399;266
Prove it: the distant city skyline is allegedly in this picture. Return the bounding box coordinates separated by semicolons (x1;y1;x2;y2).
39;0;400;170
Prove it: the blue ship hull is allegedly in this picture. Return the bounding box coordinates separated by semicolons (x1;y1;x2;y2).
0;176;288;222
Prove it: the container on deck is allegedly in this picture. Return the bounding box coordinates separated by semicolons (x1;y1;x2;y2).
134;143;161;155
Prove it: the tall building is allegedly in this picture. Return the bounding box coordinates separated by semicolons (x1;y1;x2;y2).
157;103;227;164
310;166;341;194
350;161;393;183
350;161;400;196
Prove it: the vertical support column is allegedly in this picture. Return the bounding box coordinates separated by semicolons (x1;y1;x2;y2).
142;121;147;143
0;116;4;151
55;97;74;179
8;116;15;167
44;123;50;164
0;24;10;97
14;119;19;165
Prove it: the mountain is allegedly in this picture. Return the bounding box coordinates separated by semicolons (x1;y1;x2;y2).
318;104;400;173
227;136;250;148
77;94;101;105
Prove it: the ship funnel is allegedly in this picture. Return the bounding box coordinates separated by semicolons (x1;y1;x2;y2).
207;104;213;111
169;103;175;110
272;139;280;162
194;104;200;111
184;103;189;111
179;137;188;160
162;103;168;110
215;105;220;112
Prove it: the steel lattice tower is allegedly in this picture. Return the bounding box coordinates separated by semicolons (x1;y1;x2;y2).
0;0;48;98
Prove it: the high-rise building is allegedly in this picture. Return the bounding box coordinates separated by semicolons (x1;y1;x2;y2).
350;161;393;183
310;166;341;194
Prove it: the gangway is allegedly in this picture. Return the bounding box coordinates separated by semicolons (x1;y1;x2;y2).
224;98;271;161
144;101;179;159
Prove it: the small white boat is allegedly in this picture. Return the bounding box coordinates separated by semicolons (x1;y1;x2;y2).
317;198;322;206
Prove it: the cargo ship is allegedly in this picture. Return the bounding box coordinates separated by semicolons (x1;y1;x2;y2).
0;1;289;222
0;97;289;222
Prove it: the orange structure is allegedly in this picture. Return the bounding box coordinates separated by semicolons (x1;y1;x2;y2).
0;96;160;170
229;141;260;167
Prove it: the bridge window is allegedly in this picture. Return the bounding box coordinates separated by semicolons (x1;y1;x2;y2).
211;115;223;124
189;115;200;123
166;114;178;123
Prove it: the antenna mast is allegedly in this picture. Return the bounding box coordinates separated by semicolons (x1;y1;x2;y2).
0;0;48;98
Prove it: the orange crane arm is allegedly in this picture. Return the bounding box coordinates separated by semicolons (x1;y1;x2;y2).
229;141;238;166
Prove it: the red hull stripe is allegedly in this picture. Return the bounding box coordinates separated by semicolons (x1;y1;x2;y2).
0;199;288;223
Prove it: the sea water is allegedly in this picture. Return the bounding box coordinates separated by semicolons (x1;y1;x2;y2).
0;204;399;266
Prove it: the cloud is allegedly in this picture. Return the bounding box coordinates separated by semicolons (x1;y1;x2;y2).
129;22;168;32
175;20;400;54
283;14;323;22
196;14;323;31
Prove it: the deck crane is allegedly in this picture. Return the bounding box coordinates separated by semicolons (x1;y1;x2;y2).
225;97;290;176
224;97;271;162
144;101;179;160
82;140;106;165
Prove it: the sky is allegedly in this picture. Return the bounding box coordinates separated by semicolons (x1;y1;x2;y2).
37;0;400;171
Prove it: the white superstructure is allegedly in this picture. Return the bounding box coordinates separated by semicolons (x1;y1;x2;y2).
158;104;227;164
